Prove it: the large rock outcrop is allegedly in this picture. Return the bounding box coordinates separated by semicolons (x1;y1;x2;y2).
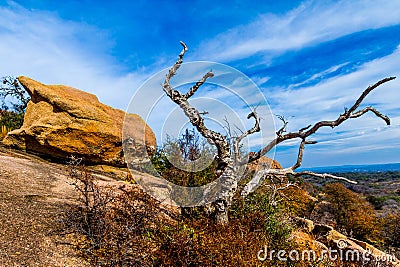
2;76;156;166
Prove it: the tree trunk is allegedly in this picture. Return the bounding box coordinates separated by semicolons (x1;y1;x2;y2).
212;163;238;225
214;199;229;225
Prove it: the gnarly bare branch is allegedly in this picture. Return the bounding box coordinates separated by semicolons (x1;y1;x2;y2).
242;168;292;197
241;167;300;203
293;171;357;184
291;139;306;171
241;165;357;197
162;41;187;98
275;114;289;137
349;106;390;124
291;139;317;171
162;42;230;171
242;113;365;197
244;77;396;165
299;124;312;133
233;111;260;162
184;71;214;99
348;77;395;115
222;116;233;140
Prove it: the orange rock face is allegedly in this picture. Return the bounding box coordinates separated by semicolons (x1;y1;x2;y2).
3;76;156;166
246;153;282;173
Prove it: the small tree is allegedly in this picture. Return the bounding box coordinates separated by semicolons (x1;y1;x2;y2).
152;129;217;188
324;183;379;241
0;76;30;131
161;42;395;225
383;213;400;248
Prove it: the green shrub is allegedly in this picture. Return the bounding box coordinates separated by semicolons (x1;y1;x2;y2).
150;128;217;187
0;76;30;135
0;110;24;131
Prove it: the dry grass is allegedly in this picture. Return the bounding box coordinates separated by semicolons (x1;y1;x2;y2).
0;125;8;139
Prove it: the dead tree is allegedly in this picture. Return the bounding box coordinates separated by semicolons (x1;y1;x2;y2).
162;41;395;225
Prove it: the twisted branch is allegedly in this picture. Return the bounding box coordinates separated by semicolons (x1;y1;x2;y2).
184;72;214;99
233;111;260;163
243;77;396;165
240;77;396;197
162;41;230;171
241;165;357;197
276;114;289;137
291;139;317;170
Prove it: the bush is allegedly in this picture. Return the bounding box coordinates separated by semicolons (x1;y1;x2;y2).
0;76;30;135
153;191;296;266
382;213;400;248
61;157;166;266
0;110;24;132
62;158;301;266
323;183;380;241
281;185;316;218
151;128;217;187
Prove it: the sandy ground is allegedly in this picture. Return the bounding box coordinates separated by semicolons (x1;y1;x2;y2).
0;147;89;267
0;145;178;267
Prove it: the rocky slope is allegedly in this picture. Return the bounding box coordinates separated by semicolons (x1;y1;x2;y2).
0;146;89;266
1;145;399;266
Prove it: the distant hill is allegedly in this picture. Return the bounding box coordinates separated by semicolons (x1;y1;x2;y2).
298;162;400;173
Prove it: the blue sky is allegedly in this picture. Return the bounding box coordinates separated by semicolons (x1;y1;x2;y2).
0;0;400;167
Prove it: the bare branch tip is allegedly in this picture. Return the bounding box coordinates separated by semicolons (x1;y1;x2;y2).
247;111;256;119
305;140;317;145
179;41;188;51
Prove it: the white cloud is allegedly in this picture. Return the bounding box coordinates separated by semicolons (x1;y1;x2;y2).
0;2;150;110
288;62;350;89
194;0;400;62
267;46;400;125
268;47;400;167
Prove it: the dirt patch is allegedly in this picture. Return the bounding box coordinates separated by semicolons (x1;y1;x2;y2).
0;147;91;266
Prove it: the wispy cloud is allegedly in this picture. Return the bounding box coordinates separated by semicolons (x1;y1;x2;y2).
194;0;400;63
0;2;150;110
270;47;400;167
287;62;350;89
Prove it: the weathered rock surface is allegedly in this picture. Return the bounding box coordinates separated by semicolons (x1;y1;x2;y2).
293;217;400;267
0;146;89;266
246;153;282;173
2;76;156;166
